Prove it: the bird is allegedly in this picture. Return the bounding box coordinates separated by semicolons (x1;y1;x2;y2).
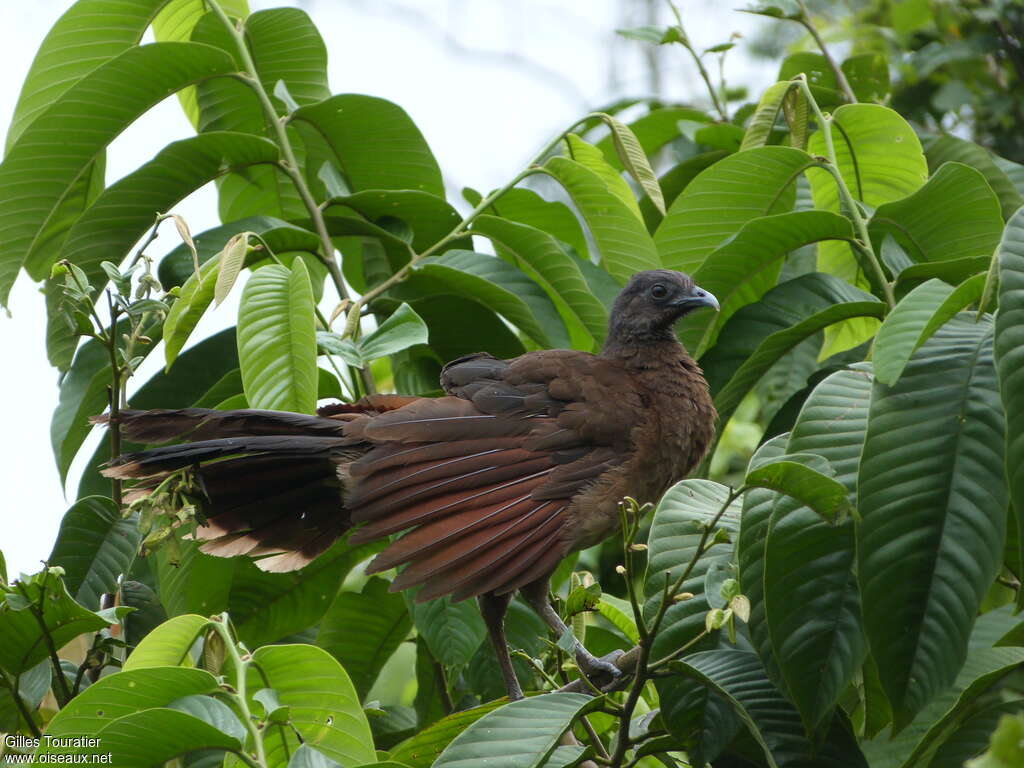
100;269;719;700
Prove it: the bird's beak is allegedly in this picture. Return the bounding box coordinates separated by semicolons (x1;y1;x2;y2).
671;285;719;312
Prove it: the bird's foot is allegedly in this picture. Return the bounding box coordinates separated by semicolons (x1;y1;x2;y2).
576;648;624;687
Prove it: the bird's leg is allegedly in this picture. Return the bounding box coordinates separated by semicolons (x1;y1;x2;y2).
520;579;623;687
478;592;524;701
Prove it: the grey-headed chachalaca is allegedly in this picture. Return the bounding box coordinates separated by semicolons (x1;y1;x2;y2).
102;269;718;699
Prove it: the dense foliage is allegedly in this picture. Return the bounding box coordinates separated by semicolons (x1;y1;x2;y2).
2;1;1024;766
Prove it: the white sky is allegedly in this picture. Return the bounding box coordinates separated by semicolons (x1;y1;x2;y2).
0;0;774;577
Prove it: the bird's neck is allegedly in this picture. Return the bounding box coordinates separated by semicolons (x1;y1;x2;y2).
601;328;692;371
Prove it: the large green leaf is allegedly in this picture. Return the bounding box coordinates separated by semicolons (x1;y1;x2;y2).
5;0;168;150
542;156;660;284
229;538;384;648
682;210;855;353
403;250;569;349
0;41;238;307
123;614;212;670
760;368;873;731
672;649;868;767
995;207;1024;612
292;94;443;198
643;479;742;660
861;608;1024;768
471;214;609;346
564;133;642;219
868;163;1004;265
654;146;811;275
639;151;729;232
483;187;589;260
595;106;711;169
411;595;487;670
317;577;411;699
45;666;220;736
247;644;376;767
806;103;927;285
433;693;596;768
47;496;140;610
874;275;986;386
741;80;799;151
0;569;129;676
700;271;881;428
154;539;234;618
237;261;317;413
37;707;242;765
389;700;506;768
925;135;1024;221
737;434;789;675
859;317;1006;726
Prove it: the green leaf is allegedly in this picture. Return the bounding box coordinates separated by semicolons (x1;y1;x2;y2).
683;210;856;354
564;134;642;220
643;479;742;660
230;538;383;648
760;368;872;732
292;94;444;197
929;702;1024;768
968;713;1024;768
925;135;1024;221
389;700;506;768
701;271;881;428
875;275;987;385
542;156;660;284
672;649;868;767
599;113;666;214
654;146;812;275
406;250;569;349
154;539;234;619
289;744;344;768
247;644;376;767
46;665;219;736
169;693;248;743
412;594;487;670
153;0;250;126
433;693;597;768
47;496;141;610
747;455;853;523
777;51;843;108
596;594;640;645
5;0;167;150
237;262;317;413
861;608;1024;768
214;232;251;307
859;317;1006;726
359;303;429;363
0;41;239;308
639;151;729;232
123;614;212;670
806;103;927;286
471;214;609;347
37;707;242;765
317;577;412;699
741;81;799;151
842;52;891;103
0;568;129;676
483;187;589;261
995;207;1024;610
869;163;1004;265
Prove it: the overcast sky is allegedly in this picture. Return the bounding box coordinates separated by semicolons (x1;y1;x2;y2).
0;0;774;577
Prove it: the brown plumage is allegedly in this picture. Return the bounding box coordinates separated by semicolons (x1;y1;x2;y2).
101;269;718;699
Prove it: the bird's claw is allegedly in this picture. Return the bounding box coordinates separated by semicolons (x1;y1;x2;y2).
577;648;625;686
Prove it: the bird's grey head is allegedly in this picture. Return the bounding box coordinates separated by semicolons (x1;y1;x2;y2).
607;270;719;345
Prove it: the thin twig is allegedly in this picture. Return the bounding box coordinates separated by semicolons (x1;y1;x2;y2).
16;580;72;708
665;0;729;121
2;670;42;739
796;0;857;104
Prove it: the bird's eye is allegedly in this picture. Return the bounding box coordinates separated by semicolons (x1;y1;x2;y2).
650;284;668;299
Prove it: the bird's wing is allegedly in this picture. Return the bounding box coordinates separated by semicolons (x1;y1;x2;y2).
349;350;644;601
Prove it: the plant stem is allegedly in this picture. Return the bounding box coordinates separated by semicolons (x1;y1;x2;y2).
665;0;728;121
212;614;269;768
796;78;895;309
796;0;857;104
105;293;124;507
204;0;376;394
16;580;73;708
2;670;42;739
